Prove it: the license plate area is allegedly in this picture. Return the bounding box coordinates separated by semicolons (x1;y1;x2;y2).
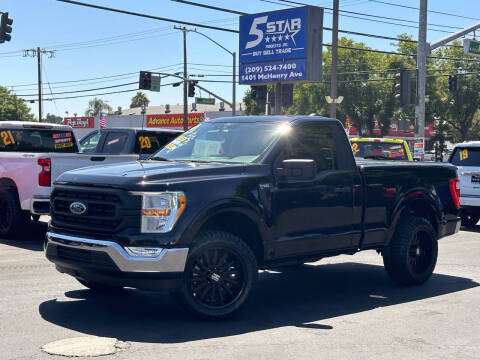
471;175;480;184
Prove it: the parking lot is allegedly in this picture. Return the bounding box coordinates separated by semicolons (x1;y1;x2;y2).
1;218;479;360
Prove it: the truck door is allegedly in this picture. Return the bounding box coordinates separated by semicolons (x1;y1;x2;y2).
271;123;356;258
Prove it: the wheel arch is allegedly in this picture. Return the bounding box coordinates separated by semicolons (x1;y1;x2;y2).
179;200;267;265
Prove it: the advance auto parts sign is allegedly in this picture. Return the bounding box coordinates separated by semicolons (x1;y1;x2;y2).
239;6;323;84
146;113;203;128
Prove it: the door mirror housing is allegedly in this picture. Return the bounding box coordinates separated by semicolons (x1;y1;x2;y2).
276;159;316;182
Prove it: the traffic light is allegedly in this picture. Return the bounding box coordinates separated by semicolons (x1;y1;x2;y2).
448;75;457;92
281;84;293;108
139;71;151;90
0;12;13;43
188;81;198;97
250;85;267;102
394;69;412;108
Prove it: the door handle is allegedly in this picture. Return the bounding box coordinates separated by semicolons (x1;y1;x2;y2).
90;157;106;161
334;186;351;193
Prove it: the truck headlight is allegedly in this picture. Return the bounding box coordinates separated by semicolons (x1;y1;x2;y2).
140;192;186;233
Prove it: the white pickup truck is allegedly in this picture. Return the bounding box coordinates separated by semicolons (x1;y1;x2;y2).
0;121;139;237
449;142;480;227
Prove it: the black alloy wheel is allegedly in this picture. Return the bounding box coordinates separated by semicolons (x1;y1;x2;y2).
174;230;258;320
407;229;434;275
186;247;247;309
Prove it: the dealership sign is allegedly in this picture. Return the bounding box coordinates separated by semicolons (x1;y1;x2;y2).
239;6;323;84
63;117;94;128
146;113;203;128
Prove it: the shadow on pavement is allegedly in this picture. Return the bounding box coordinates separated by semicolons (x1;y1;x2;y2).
1;220;47;251
39;262;478;343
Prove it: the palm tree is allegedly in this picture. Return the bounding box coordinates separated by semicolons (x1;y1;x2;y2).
84;98;112;116
130;92;150;108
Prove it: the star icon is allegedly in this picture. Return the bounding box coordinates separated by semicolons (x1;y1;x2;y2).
272;35;276;42
278;35;283;41
265;36;270;43
285;34;290;40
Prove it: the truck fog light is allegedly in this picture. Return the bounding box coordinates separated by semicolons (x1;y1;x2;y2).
125;247;163;257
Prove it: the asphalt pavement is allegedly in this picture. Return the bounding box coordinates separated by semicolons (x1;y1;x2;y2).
1;218;479;359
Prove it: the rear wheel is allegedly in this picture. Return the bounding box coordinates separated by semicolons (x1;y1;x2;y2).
383;216;438;285
0;189;30;238
174;231;258;320
461;212;479;228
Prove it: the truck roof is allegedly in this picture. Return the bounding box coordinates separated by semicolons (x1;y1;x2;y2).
101;127;184;133
0;121;73;130
208;115;338;124
453;141;480;148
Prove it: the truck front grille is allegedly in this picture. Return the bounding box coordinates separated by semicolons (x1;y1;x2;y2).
51;188;125;233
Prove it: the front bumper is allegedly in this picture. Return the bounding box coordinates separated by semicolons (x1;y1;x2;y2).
45;232;189;291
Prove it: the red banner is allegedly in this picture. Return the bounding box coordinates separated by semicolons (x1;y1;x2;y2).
146;113;203;128
63;117;94;128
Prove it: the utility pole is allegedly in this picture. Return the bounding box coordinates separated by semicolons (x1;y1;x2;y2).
174;26;191;131
232;51;236;116
274;83;282;115
24;48;55;122
330;0;339;119
415;0;428;159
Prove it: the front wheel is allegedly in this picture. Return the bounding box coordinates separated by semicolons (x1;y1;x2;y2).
383;216;438;285
461;212;479;228
174;231;258;320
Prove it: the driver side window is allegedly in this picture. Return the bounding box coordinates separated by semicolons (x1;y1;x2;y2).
285;125;337;173
80;131;101;153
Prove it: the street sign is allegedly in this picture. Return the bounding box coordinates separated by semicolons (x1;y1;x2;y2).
464;39;480;57
196;97;215;105
239;6;323;85
414;140;424;157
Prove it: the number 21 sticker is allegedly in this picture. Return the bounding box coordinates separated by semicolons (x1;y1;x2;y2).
1;130;15;146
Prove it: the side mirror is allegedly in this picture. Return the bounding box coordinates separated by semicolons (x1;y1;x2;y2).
276;159;316;182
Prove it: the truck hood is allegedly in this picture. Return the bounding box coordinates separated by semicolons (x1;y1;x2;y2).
56;160;251;188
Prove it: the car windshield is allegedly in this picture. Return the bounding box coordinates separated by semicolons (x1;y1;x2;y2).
152;121;286;163
450;147;480;166
351;140;408;161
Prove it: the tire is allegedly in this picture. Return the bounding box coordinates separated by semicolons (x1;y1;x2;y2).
77;279;123;293
461;212;479;228
0;189;30;238
174;230;258;320
383;216;438;286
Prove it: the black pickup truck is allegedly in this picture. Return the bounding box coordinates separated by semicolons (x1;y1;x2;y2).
46;116;461;319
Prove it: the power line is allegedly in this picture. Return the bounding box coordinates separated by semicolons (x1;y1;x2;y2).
368;0;480;22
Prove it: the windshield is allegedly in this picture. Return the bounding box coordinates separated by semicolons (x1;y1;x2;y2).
351;140;408;161
450;147;480;166
0;128;78;153
152;121;285;163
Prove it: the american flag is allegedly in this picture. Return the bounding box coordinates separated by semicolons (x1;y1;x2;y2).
99;112;106;129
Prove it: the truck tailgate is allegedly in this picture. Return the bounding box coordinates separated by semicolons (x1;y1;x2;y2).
50;153;139;182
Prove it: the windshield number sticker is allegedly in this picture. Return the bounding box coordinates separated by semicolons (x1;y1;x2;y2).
165;143;176;150
138;136;152;149
460;149;468;161
177;135;187;142
351;143;359;154
1;130;15;146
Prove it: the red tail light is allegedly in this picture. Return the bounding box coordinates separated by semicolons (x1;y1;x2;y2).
449;178;460;209
38;158;51;187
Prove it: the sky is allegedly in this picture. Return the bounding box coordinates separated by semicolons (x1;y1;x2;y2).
0;0;479;120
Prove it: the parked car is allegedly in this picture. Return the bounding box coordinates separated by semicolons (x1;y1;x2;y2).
79;128;183;160
0;122;147;237
350;137;413;161
45;116;460;319
449;142;480;227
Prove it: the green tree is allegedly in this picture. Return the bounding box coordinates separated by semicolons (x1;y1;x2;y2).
243;89;264;115
84;98;112;116
130;92;150;108
45;113;63;124
0;86;35;122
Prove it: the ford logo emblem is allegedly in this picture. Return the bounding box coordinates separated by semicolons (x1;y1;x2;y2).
69;201;87;215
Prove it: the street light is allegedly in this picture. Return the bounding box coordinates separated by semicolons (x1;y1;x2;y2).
190;29;236;116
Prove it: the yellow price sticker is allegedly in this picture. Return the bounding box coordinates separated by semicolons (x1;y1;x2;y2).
165;143;176;150
1;130;15;146
460;149;468;161
138;136;152;149
177;135;188;142
351;143;359;154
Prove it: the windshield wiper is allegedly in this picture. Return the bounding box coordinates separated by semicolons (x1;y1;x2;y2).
150;156;171;161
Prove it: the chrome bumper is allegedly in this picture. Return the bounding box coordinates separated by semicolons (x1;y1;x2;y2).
46;232;188;273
